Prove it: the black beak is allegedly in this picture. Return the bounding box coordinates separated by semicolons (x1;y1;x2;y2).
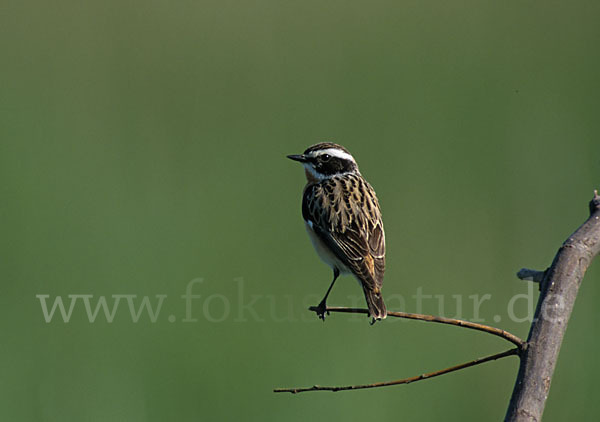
287;154;308;163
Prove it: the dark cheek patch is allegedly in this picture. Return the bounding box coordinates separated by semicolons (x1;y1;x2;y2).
319;159;346;175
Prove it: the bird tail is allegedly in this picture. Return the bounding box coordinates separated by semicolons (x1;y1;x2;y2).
363;287;387;322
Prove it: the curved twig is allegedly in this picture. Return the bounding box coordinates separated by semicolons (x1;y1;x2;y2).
274;348;519;394
274;307;523;394
309;306;524;349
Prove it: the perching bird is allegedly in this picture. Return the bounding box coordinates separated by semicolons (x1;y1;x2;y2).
288;142;387;323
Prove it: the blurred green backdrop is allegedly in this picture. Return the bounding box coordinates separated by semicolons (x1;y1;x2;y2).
1;1;599;421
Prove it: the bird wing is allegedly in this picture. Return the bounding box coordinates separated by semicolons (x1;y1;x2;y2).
302;175;385;291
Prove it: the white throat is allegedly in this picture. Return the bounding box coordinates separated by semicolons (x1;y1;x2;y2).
303;163;327;180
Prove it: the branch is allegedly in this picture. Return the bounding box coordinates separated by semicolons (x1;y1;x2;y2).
309;306;524;348
274;348;519;394
505;190;600;421
274;307;523;394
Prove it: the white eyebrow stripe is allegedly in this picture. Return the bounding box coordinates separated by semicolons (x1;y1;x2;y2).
314;148;355;162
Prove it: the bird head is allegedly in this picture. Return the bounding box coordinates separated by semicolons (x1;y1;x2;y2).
287;142;359;182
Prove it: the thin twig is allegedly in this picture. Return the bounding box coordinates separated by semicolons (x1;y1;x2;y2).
309;306;524;348
274;348;519;394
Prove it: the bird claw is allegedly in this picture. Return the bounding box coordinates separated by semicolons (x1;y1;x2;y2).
314;301;329;321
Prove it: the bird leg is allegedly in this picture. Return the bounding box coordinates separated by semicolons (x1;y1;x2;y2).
314;268;340;321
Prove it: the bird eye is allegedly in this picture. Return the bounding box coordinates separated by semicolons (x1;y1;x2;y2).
321;154;331;162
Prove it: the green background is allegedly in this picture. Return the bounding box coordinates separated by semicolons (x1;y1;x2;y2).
2;1;599;420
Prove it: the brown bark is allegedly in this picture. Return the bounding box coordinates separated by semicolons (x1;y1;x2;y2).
505;191;600;421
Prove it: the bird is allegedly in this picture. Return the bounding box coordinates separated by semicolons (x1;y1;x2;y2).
287;142;387;323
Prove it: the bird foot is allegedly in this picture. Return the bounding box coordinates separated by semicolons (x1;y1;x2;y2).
313;300;330;321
